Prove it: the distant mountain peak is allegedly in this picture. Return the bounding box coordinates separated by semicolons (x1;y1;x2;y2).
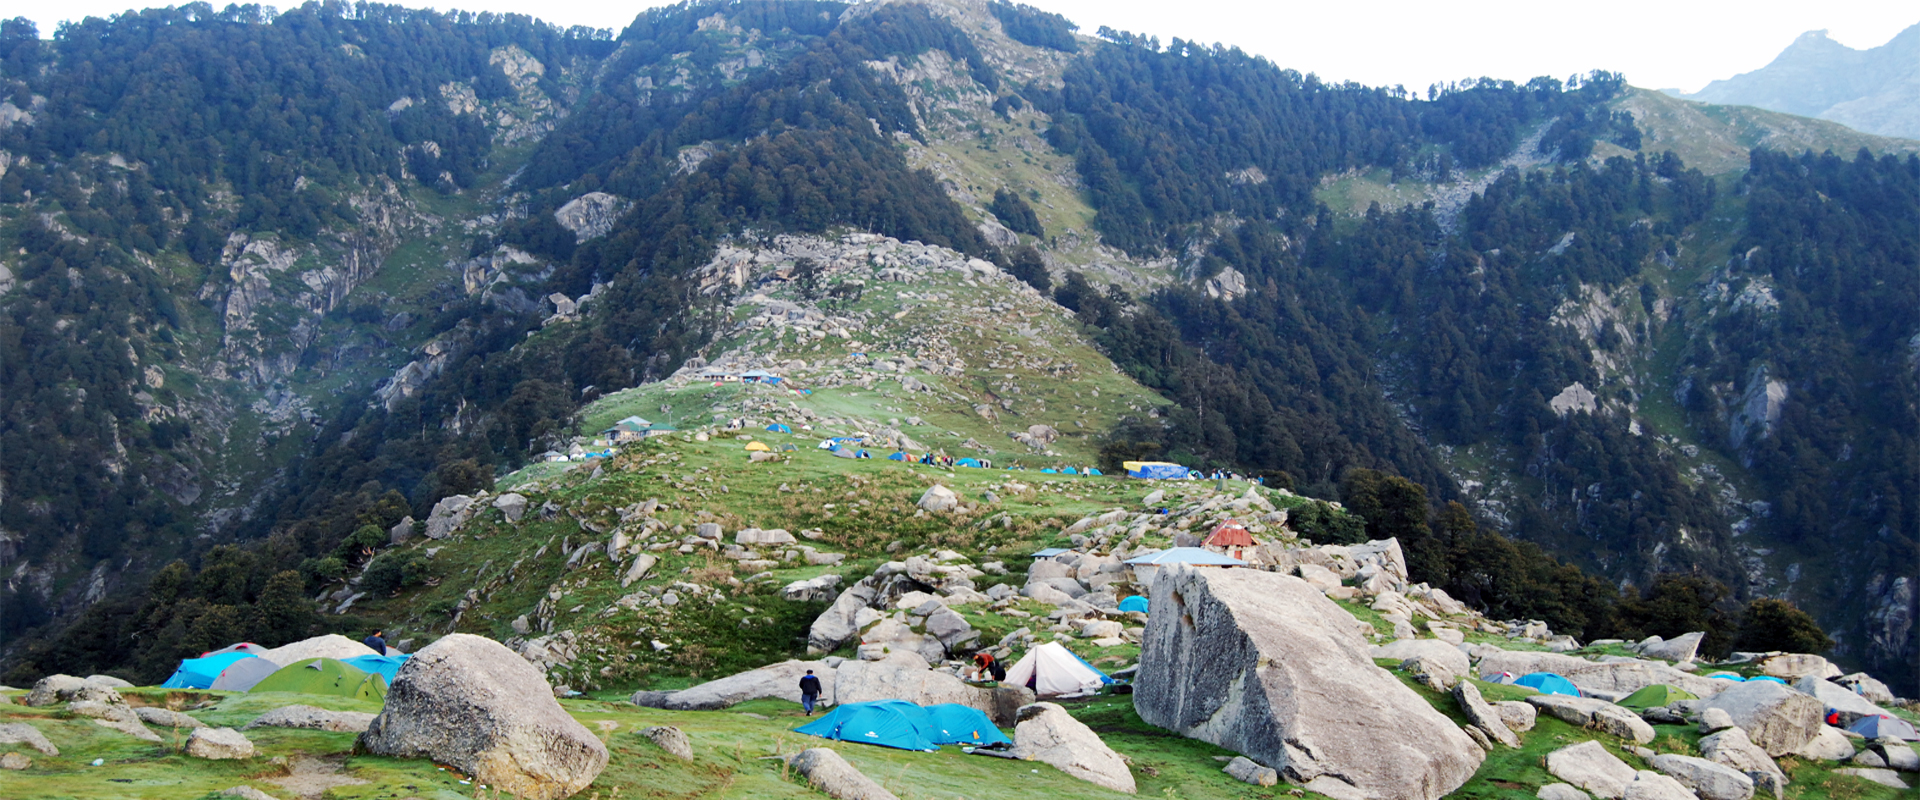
1684;21;1920;140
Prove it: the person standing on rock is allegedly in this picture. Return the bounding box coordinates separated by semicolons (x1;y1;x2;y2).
363;630;387;655
799;670;823;715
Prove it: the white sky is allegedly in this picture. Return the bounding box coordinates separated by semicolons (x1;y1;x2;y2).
5;0;1914;94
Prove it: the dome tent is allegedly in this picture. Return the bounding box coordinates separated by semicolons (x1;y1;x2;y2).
1618;684;1697;708
1002;641;1112;697
794;700;939;751
921;704;1011;746
249;657;388;700
207;656;281;692
1515;672;1580;697
745;441;771;452
1116;595;1150;614
160;652;261;690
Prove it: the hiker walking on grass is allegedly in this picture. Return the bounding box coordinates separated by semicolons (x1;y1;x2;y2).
799;669;823;715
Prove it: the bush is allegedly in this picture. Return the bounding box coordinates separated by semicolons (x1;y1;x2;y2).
361;551;433;596
1733;598;1832;655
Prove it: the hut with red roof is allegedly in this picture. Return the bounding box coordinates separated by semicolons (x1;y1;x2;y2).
1204;519;1259;561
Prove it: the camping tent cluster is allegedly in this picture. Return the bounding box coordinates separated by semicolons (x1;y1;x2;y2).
158;635;408;698
795;700;1011;751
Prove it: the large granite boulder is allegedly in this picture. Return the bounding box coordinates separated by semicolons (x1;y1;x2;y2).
834;656;990;711
1547;741;1638;799
1012;702;1135;794
23;674;123;706
1455;682;1521;748
1134;565;1482;800
1372;638;1471;678
1790;727;1855;762
1697;728;1787;797
1640;632;1705;663
1528;695;1657;743
632;660;831;711
1696;680;1821;756
134;707;208;729
0;722;59;756
788;748;899;800
1756;654;1837;680
809;578;880;654
357;634;608;800
1650;753;1754;800
256;633;379;666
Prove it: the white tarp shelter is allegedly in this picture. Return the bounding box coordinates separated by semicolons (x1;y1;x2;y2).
1001;641;1110;697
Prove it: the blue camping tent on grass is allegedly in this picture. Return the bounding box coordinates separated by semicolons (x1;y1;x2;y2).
161;652;261;689
795;700;939;751
956;458;981;468
921;704;1012;746
343;654;411;683
1117;595;1150;614
766;423;792;433
1848;714;1918;741
1515;672;1581;697
887;451;908;461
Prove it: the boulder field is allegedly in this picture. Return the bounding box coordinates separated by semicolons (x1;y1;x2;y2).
1133;564;1483;800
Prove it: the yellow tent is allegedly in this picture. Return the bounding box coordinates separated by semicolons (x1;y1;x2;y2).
745;441;771;452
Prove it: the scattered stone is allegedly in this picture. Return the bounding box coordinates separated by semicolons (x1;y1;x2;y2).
787;747;900;800
1790;726;1854;761
1621;770;1697;800
244;705;377;733
1224;755;1279;787
1;752;30;770
917;485;960;513
1641;632;1705;663
1697;728;1787;797
493;493;529;522
1698;707;1736;733
622;554;658;587
0;723;58;756
219;787;277;800
134;707;208;729
1538;784;1592;800
1528;694;1656;743
358;634;609;800
1455;682;1521;748
643;725;693;760
1696;680;1821;756
424;494;475;539
1650;753;1754;800
1133;565;1480;800
1546;740;1638;799
1831;768;1907;789
23;674;123;706
185;728;256;760
1496;701;1539;733
1011;702;1135;794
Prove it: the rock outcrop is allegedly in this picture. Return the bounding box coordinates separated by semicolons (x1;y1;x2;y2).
244;705;377;733
1546;741;1638;799
1011;702;1135;794
643;726;693;760
358;634;608;800
0;723;59;756
23;674;123;706
185;728;256;760
1133;565;1482;800
1650;753;1754;800
1527;695;1657;743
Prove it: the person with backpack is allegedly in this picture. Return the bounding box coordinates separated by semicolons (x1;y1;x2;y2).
799;669;823;715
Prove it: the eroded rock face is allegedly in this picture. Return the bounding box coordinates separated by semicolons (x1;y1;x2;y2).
358;634;608;800
1012;702;1136;794
553;193;627;243
1134;565;1482;800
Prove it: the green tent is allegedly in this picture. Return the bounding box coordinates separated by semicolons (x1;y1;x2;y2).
249;657;388;700
1619;684;1697;708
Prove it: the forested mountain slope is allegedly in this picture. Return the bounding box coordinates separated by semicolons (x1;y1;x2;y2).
1;0;1912;694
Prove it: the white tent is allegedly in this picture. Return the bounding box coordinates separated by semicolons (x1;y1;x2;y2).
1002;642;1109;697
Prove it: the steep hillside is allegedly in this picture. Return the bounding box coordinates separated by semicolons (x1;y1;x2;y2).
1681;24;1920;140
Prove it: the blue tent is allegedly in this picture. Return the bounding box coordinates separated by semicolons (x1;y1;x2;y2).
1515;672;1581;697
1063;467;1078;475
956;458;981;468
887;451;908;461
766;423;792;433
795;700;939;751
1041;468;1057;474
1086;468;1103;476
1117;595;1150;614
1748;676;1787;685
921;704;1012;746
343;654;411;683
1705;672;1746;681
161;652;261;689
1848;714;1918;740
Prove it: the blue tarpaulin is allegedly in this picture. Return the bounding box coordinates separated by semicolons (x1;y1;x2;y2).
1125;462;1189;480
1117;595;1150;614
161;652;261;689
